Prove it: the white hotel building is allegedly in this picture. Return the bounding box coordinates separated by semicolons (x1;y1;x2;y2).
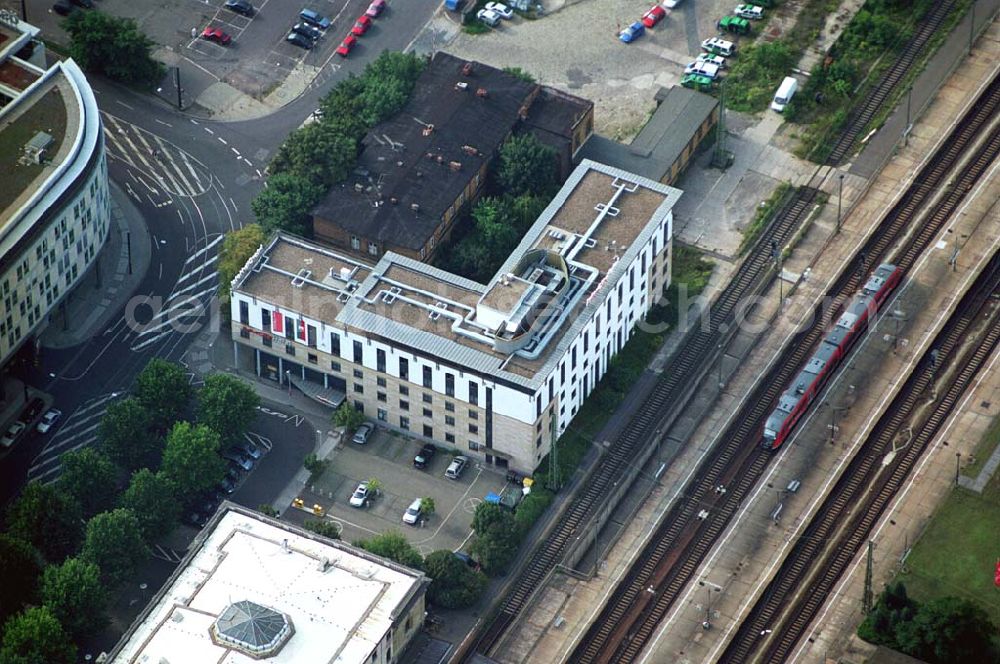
231;160;678;473
0;13;110;368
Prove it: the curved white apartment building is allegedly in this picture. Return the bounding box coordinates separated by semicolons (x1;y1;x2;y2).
0;13;110;367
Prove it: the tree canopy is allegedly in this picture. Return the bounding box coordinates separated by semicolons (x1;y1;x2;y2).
302;519;341;540
57;447;118;519
250;172;324;237
354;531;423;570
134;359;192;433
424;550;488;609
98;397;158;472
81;508;149;587
469;503;519;575
218;225;266;303
5;483;82;563
497;133;558;198
120;468;181;541
332;402;365;432
63;11;164;89
0;535;41;624
160;421;226;495
197;373;260;445
40;558;107;639
0;606;75;664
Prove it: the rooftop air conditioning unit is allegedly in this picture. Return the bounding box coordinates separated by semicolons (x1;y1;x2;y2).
455;81;469;91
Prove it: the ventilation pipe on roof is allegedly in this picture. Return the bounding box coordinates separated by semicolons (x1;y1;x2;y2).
462;62;473;76
476;88;488;98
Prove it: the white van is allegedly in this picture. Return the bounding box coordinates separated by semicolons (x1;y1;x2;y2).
771;76;798;112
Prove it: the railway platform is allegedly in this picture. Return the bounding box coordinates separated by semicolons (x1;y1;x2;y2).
497;18;1000;664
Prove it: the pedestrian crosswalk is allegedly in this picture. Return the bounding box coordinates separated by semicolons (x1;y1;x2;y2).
102;112;213;199
28;392;121;484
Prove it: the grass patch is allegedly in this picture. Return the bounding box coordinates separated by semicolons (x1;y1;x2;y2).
896;472;1000;626
738;182;793;256
963;414;1000;479
537;245;715;484
462;21;491;34
724;42;799;113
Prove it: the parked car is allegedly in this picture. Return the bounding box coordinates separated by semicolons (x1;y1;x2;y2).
701;37;736;56
286;31;314;49
641;5;666;27
717;15;751;35
681;73;714;92
218;468;240;494
70;0;93;8
299;8;331;29
52;1;76;16
224;449;254;472
619;21;645;43
684;60;720;79
224;0;255;16
413;443;437;469
453;551;481;570
335;35;357;57
662;0;682;7
366;0;387;17
484;2;513;19
1;422;25;448
349;482;370;507
476;8;500;27
696;53;727;68
352;422;374;445
36;409;62;434
201;26;232;45
351;15;373;36
236;440;262;460
445;455;469;479
734;3;764;19
402;498;422;525
292;22;323;41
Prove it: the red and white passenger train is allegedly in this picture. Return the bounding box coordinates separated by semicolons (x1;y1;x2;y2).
762;262;903;450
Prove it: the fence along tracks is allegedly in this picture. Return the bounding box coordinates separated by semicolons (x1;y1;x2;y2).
569;68;1000;664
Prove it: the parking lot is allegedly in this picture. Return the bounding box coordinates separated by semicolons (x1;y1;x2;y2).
304;427;506;556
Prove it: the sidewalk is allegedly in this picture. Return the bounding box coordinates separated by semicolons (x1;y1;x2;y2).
39;182;153;350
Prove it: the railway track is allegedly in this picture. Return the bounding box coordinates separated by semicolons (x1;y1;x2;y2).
824;0;956;166
723;242;1000;664
467;184;822;656
570;70;1000;664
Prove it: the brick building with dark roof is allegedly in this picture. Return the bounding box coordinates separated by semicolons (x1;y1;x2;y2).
311;52;593;263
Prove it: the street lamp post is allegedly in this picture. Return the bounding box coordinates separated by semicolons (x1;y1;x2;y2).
286;369;291;396
836;173;844;234
126;231;133;275
955;452;961;486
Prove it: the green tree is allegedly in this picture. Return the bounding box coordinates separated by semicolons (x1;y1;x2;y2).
218;225;266;303
303;519;341;539
513;488;554;538
257;504;279;518
503;66;535;83
895;596;997;664
134;359;193;433
120;469;181;542
0;535;42;624
57;447;118;519
420;497;436;520
469;503;519;575
0;606;75;664
359;51;427;125
497;133;558;198
858;581;918;648
99;397;158;471
268;124;357;187
355;531;423;569
333;402;365;432
160;422;226;495
5;483;83;563
81;508;149;587
197;374;260;445
424;550;488;609
250;172;324;237
63;11;164;89
40;558;107;639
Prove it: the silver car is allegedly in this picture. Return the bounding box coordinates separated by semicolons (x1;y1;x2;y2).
402;498;422;525
352;422;374;445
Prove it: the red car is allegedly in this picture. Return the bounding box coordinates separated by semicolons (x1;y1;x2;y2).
351;14;373;36
336;35;358;57
641;5;666;27
365;0;386;17
201;26;232;45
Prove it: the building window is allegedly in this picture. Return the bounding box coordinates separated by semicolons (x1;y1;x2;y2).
285;343;295;356
330;361;341;372
423;408;432;418
261;309;271;331
469;410;478;420
351;236;361;250
377;349;386;372
469;424;479;434
469;381;478;406
263;335;273;348
469;441;480;451
354;383;364;394
353;340;363;364
331;332;341;356
400;399;409;411
399;357;409;380
445;433;455;444
422;393;432;404
353;369;364;379
445;401;455;412
445;415;455;426
239;300;249;325
423;425;433;438
400;416;410;430
571;347;577;369
422;366;432;388
445;373;455;396
377;376;387;387
584;331;589;353
399;385;409;396
239;327;250;339
377;408;387;422
368;242;378;256
354;401;364;413
377;392;387;403
308;353;318;364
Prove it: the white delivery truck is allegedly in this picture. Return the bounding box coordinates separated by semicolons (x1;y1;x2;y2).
771;76;798;112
